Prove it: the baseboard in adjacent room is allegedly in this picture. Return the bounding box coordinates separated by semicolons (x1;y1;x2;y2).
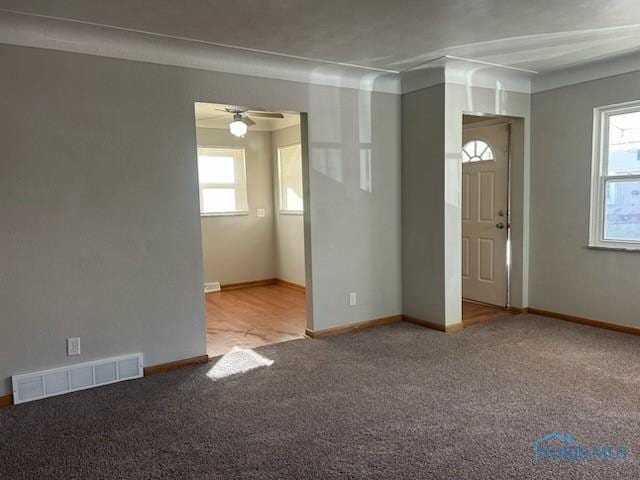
528;308;640;337
0;394;13;408
218;278;305;292
276;279;305;292
306;315;403;338
143;355;210;376
220;278;278;291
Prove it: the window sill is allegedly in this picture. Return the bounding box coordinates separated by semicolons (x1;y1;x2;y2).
201;212;249;217
587;244;640;252
279;211;304;216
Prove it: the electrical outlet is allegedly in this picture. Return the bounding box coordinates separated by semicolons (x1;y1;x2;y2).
67;337;81;356
349;292;357;306
256;208;266;218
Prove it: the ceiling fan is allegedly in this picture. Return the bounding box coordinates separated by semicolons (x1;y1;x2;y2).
218;107;285;137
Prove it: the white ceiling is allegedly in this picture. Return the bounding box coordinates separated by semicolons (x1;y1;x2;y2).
194;103;300;132
2;1;640;73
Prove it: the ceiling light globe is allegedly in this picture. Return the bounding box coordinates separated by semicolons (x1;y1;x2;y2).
229;119;247;137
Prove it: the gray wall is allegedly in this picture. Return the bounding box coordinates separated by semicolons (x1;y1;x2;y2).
271;125;305;286
0;44;402;395
197;128;276;285
402;84;446;323
530;70;640;328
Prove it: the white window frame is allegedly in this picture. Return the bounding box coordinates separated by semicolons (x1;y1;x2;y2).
277;143;304;215
589;100;640;250
196;146;248;216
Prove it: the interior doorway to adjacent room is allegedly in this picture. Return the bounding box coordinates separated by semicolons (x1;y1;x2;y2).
193;102;308;357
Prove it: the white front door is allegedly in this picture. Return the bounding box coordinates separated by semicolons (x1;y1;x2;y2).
461;123;509;307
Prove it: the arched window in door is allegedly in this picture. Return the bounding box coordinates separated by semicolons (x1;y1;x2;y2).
462;140;494;163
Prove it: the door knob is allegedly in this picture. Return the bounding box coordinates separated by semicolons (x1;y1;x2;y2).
496;222;505;229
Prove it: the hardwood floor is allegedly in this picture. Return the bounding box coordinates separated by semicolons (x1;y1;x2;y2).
462;300;512;326
205;284;306;357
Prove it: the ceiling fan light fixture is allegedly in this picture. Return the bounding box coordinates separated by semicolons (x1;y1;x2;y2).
229;113;248;138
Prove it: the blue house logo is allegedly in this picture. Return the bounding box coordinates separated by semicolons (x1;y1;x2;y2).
531;432;628;463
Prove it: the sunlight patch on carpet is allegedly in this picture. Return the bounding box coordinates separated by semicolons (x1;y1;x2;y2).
207;347;274;380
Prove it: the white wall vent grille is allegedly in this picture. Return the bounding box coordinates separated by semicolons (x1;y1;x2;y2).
12;353;143;404
204;282;221;293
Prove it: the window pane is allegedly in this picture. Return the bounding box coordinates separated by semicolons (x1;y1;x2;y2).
286;186;304;211
608;111;640;175
198;155;235;183
604;179;640;241
201;188;236;213
279;145;303;212
196;147;247;214
480;146;494;160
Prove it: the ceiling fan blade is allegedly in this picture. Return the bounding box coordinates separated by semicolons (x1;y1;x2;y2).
243;116;256;126
247;111;284;119
197;113;228;121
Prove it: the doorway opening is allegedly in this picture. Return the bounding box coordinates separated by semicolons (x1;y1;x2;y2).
193;102;308;357
461;114;514;325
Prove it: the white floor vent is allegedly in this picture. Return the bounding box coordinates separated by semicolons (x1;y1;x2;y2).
12;353;143;404
204;282;221;293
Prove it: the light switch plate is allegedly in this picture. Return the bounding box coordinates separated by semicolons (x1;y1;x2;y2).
257;208;266;218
